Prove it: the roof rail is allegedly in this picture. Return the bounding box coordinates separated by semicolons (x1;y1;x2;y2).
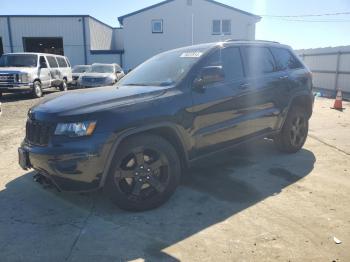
224;39;280;44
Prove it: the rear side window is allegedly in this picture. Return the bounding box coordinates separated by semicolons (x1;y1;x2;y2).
47;56;58;68
39;56;48;68
56;57;68;68
202;47;244;81
270;48;303;70
241;46;275;76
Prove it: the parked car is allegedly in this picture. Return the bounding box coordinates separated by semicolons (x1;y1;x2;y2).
0;53;72;98
19;40;314;211
71;65;91;87
79;63;124;88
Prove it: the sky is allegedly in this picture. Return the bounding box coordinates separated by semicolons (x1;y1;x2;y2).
1;0;350;49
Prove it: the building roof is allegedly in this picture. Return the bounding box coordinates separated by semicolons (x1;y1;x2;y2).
118;0;261;25
0;15;117;30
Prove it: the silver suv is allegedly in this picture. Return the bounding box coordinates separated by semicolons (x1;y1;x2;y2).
79;63;124;88
0;53;72;98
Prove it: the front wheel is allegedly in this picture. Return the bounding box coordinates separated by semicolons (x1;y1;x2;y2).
32;81;43;98
59;79;68;91
104;134;181;211
274;107;309;153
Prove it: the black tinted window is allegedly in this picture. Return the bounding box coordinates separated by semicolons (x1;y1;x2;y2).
47;56;58;68
202;47;244;81
56;57;68;68
270;48;303;70
242;46;275;76
39;56;48;68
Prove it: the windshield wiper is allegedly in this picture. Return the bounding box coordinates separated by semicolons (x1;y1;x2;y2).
124;83;149;86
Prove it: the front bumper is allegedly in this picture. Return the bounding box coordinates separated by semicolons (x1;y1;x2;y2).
0;82;33;92
19;132;113;192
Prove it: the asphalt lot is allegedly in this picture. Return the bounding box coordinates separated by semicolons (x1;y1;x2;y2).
0;91;349;262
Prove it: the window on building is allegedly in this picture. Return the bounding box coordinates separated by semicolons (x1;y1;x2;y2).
270;47;303;70
212;20;221;35
0;38;3;57
222;20;231;35
242;46;275;76
152;19;163;33
56;57;68;68
47;56;59;68
212;20;232;35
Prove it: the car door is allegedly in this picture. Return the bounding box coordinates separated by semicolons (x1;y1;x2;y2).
38;56;51;88
190;46;248;155
238;46;286;135
46;56;61;86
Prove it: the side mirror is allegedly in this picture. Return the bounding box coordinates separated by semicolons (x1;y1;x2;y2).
193;66;225;89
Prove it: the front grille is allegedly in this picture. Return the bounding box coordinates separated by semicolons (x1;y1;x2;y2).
82;77;106;84
26;120;53;146
0;74;15;84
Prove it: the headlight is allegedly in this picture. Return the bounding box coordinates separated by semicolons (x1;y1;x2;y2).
55;121;97;137
17;73;29;83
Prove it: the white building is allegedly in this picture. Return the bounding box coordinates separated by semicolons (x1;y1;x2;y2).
0;0;260;69
119;0;260;69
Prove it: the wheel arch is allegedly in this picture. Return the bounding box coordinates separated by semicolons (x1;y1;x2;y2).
99;123;189;188
289;94;314;119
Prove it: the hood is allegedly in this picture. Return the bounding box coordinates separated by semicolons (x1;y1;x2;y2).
81;72;113;78
0;67;37;74
32;85;170;117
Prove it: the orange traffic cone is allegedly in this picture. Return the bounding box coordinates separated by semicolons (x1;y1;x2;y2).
331;89;344;111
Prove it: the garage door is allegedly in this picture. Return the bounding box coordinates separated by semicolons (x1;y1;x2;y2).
0;38;3;56
23;37;64;55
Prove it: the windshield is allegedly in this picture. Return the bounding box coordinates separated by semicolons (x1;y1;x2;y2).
118;47;208;87
73;66;91;73
88;65;114;73
0;54;38;67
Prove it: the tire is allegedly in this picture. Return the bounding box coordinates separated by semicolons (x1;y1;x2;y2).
274;106;309;153
104;134;181;211
32;81;43;98
59;79;68;92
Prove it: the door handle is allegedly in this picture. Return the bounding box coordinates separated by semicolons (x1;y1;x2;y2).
239;83;250;90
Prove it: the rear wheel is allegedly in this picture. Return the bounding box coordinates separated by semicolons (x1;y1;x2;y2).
274;107;309;153
104;134;181;211
59;79;68;91
32;81;43;98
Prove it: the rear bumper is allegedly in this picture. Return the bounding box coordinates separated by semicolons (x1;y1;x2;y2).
0;83;33;92
19;132;114;192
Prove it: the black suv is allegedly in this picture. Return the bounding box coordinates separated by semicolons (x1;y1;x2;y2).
19;40;314;211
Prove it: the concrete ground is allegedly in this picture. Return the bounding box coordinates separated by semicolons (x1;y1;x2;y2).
0;93;349;262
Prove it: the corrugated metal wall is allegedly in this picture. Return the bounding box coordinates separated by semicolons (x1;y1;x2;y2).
297;46;350;96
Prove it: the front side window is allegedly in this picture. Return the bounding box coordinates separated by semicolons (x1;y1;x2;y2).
39;56;48;68
242;46;275;76
56;57;68;68
47;56;58;68
0;54;38;67
200;47;244;82
152;20;163;33
270;48;303;71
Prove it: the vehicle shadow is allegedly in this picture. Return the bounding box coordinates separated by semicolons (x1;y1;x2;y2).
0;139;315;261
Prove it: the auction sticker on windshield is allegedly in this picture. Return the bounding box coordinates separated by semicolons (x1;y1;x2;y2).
180;52;203;58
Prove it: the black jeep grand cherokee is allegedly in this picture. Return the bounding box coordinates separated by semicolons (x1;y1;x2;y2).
19;40;314;211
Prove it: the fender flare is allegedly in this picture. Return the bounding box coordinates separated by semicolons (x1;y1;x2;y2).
98;122;189;188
